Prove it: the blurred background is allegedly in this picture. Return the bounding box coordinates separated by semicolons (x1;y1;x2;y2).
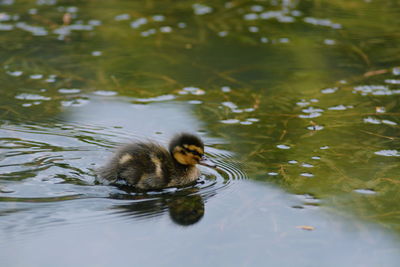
1;0;400;266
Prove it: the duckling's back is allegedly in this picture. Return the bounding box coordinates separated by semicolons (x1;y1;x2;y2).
99;142;174;189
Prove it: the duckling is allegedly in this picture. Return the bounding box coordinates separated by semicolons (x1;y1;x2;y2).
98;133;216;190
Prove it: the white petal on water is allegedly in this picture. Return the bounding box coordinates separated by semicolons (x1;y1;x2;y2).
244;13;259;20
192;3;213;15
134;94;175;102
221;86;231;92
61;99;90;107
374;150;400;157
277;144;290;149
381;120;397;126
321;87;338;94
363;117;381;125
114;14;130;21
220;119;240;124
15;93;51;101
384;79;400;84
301;163;314;168
354;189;376;195
307;125;324;131
160;26;172;33
92;51;102;56
93;90;117;96
58;88;81;94
7;70;23;76
152;15;165;22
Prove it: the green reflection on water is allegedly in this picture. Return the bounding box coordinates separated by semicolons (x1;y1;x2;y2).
1;0;400;235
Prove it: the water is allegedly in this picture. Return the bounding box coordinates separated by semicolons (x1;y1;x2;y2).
1;0;400;266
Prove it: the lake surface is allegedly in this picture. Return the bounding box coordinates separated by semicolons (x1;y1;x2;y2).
1;0;400;266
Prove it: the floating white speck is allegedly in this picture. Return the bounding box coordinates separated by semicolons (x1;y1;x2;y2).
267;172;278;176
296;100;310;107
321;87;338;94
131;18;148;28
240;121;253;125
188;100;202;104
300;173;314;177
311;156;320;160
93;90;117;96
354;189;376;195
307;125;324;131
320;146;329;150
363;117;381;124
16;22;48;36
61;99;89;107
244;13;259;20
328;105;349;111
141;28;156;37
88;20;101;26
302;107;324;113
221;86;231;92
134;94;175;102
384;79;400;84
160;26;172;33
152;15;165;22
301;163;314;168
192;3;213;15
382;120;397;126
6;70;23;76
0;23;13;31
114;14;130;21
247;118;259;122
92;51;102;56
221;101;238;109
248;26;259;33
181;87;205;95
58;88;81;94
277;144;290;149
218;31;228;37
177;22;187;28
298;112;322;118
15;93;50;101
288;160;298;164
374;150;400;157
303;17;342;29
250;5;264;12
324;39;336;45
29;74;43;80
220;119;240;124
353;85;400;96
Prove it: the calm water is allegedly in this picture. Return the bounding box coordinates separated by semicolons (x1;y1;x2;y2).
1;0;400;266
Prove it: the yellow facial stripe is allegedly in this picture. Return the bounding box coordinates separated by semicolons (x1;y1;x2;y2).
183;144;204;154
173;152;198;165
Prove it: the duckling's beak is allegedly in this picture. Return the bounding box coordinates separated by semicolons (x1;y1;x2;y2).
199;155;217;168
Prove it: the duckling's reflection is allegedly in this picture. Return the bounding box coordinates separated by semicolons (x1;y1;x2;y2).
111;188;206;226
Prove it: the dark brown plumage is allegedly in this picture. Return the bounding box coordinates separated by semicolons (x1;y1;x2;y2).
98;133;215;190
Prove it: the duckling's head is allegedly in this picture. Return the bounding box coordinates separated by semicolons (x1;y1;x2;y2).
169;133;215;167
